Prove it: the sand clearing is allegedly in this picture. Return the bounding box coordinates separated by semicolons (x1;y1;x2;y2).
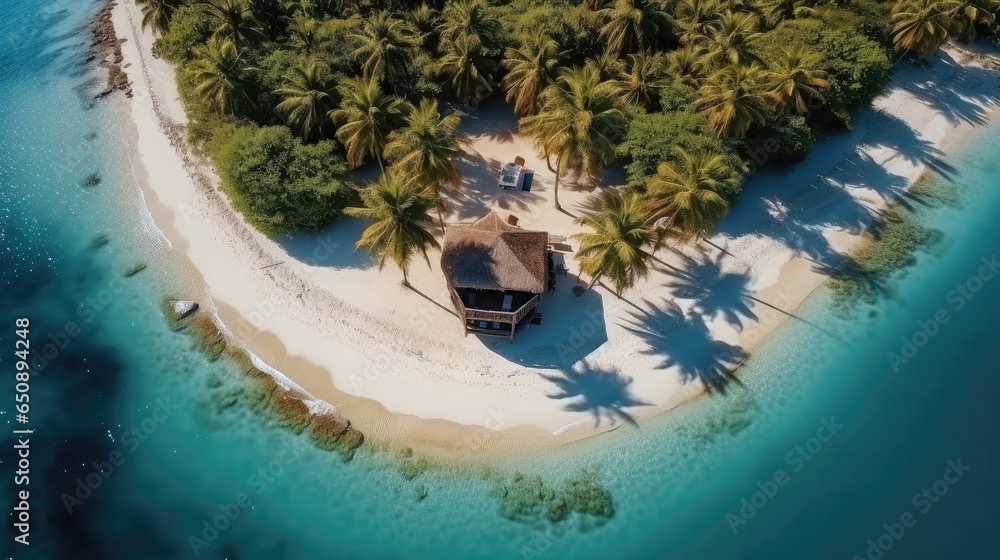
111;0;1000;455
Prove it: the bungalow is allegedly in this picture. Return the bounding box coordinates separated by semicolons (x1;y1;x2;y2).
440;211;550;340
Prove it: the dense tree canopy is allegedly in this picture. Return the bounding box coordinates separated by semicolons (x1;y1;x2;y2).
153;0;1000;292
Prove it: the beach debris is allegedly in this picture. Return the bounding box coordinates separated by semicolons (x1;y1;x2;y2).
89;233;110;249
82;173;101;187
122;262;146;277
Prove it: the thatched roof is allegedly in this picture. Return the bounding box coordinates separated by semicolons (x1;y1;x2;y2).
441;212;548;293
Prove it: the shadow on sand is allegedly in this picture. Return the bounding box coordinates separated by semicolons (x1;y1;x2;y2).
480;276;608;369
273;216;376;270
621;298;746;394
539;362;649;428
714;74;978;284
662;249;758;331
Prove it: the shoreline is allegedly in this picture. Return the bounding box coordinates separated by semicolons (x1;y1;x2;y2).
109;0;1000;458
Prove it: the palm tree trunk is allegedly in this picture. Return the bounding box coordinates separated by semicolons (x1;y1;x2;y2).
587;273;602;290
553;153;562;210
436;202;446;235
402;267;410;287
376;151;385;173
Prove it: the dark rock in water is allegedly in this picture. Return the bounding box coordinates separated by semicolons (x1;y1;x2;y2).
84;131;98;141
82;173;101;187
308;411;364;461
165;300;199;322
86;0;131;98
89;234;109;249
122;263;146;277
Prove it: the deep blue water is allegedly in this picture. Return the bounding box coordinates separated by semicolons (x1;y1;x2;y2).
2;2;999;559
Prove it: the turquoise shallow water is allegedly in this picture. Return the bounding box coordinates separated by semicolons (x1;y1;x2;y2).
2;2;999;559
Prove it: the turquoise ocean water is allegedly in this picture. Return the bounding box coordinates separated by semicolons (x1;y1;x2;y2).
2;2;998;559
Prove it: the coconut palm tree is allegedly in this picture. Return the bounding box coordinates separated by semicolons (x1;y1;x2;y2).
613;51;666;110
519;65;626;209
437;33;497;104
248;0;289;40
762;45;830;115
759;0;824;28
384;99;462;232
288;16;322;53
675;0;724;43
703;10;763;65
345;173;440;287
407;3;441;48
275;57;337;142
202;0;267;49
890;0;960;56
136;0;178;36
350;11;420;83
501;30;564;116
329;76;412;169
440;0;501;54
951;0;999;40
586;52;627;83
696;63;767;138
598;0;671;56
645;147;732;240
572;191;653;296
190;37;254;114
666;44;709;87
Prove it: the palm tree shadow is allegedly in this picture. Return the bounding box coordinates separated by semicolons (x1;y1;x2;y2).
538;362;649;428
454;96;518;143
408;285;458;318
663;250;758;331
891;50;999;129
621;299;746;394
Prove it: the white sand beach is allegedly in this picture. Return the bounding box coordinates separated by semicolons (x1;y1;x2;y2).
112;0;1000;456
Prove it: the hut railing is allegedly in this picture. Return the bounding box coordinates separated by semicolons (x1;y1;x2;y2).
513;294;540;322
464;294;540;324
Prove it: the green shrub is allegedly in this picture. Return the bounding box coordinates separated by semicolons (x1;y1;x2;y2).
658;82;698;113
154;4;213;63
209;125;354;235
754;20;891;125
740;115;815;170
618;111;745;196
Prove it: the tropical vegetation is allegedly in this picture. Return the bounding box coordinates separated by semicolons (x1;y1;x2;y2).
345;173;441;286
151;0;1000;292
